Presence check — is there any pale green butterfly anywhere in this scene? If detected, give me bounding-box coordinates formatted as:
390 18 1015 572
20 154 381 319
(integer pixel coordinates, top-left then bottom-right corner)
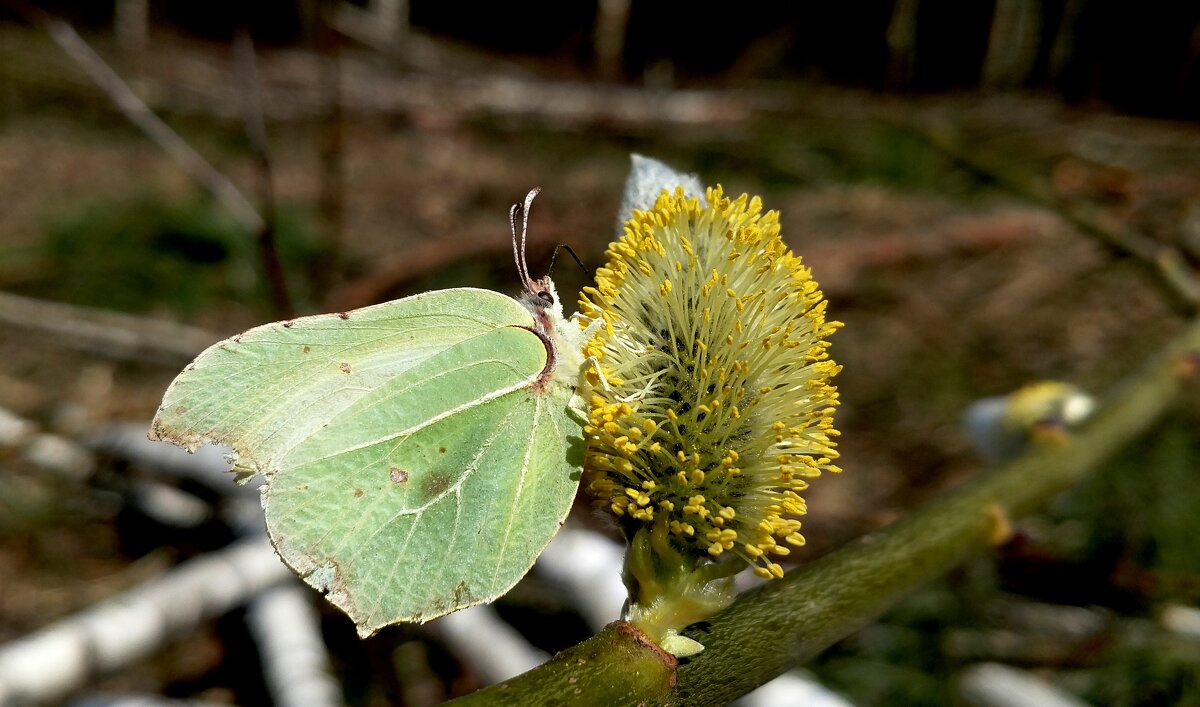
150 189 596 637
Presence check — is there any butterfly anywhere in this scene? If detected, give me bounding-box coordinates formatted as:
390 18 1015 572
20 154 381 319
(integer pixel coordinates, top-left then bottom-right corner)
150 189 596 636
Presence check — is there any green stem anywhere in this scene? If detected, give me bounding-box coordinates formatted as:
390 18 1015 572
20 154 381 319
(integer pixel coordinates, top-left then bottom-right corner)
456 317 1200 706
445 622 676 706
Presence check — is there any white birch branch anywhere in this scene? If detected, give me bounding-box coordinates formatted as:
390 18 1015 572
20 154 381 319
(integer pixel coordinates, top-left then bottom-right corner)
959 663 1092 707
431 606 549 685
0 538 290 705
1161 604 1200 639
734 671 855 707
87 423 255 502
90 424 341 704
246 585 343 707
535 524 626 631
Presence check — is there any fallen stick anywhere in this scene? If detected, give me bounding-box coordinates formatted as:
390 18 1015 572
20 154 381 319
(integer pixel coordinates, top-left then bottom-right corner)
0 291 216 368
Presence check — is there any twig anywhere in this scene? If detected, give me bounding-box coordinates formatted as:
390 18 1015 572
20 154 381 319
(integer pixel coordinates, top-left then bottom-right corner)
0 538 291 705
914 126 1200 311
2 2 265 234
0 291 215 367
593 0 630 81
315 0 345 296
449 316 1200 704
232 25 294 318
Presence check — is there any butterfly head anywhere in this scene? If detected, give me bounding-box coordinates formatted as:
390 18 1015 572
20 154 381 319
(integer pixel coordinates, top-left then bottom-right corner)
510 187 564 320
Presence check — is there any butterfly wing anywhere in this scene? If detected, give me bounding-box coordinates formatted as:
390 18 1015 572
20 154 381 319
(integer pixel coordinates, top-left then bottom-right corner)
150 288 583 634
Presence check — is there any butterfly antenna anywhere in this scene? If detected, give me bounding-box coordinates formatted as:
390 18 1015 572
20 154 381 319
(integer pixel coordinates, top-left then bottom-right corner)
549 244 591 278
512 187 541 297
509 202 528 286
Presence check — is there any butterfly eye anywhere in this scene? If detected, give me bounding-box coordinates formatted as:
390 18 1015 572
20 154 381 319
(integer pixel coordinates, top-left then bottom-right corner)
537 290 555 306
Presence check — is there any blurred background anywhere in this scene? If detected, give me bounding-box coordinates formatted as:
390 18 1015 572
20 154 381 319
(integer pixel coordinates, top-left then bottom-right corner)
1 1 1199 705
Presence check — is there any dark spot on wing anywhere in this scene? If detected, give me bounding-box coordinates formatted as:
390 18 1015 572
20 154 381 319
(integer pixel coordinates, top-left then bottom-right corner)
339 362 352 374
354 488 364 497
337 312 350 320
302 345 311 354
422 472 451 497
283 321 294 328
452 581 475 606
439 447 446 454
389 467 409 484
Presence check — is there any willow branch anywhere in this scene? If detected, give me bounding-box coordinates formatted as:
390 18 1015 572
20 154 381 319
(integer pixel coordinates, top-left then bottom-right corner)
671 316 1200 704
454 316 1200 705
446 623 677 706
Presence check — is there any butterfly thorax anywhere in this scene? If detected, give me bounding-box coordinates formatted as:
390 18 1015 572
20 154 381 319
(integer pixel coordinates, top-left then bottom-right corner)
521 277 590 397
